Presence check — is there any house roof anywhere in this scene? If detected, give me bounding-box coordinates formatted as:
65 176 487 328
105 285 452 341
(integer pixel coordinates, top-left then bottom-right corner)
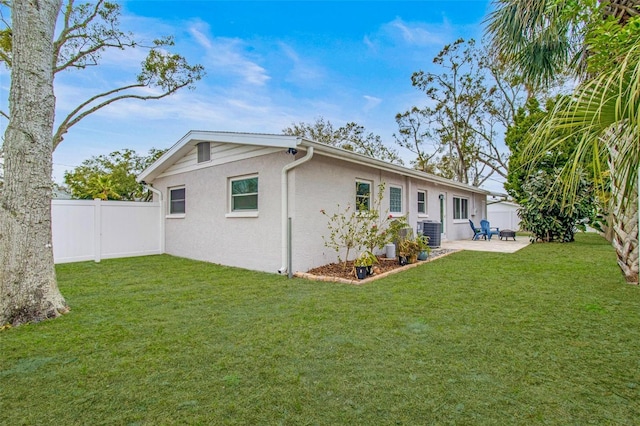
138 130 490 195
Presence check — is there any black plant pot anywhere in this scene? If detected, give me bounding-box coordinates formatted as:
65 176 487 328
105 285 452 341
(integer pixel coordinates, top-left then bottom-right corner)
398 256 408 266
355 266 367 280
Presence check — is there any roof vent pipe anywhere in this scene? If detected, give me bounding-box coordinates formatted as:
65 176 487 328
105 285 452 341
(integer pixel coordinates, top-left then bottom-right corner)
278 146 313 275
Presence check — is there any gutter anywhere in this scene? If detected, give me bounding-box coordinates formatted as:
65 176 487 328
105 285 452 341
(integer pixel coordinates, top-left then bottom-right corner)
143 184 165 254
299 139 492 196
278 146 314 275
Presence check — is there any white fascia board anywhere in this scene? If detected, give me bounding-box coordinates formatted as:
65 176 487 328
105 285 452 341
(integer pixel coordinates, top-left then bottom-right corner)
138 131 301 183
299 139 491 195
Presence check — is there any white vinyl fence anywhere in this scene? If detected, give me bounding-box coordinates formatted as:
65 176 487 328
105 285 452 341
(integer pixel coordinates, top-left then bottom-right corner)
52 199 163 264
487 201 521 231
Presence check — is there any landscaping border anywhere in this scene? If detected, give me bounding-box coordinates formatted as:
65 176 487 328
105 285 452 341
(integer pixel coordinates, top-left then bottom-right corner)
294 249 460 285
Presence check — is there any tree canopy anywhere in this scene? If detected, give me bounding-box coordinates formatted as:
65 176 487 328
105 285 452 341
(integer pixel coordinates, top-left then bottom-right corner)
396 38 524 186
0 0 204 147
283 117 404 165
63 148 166 201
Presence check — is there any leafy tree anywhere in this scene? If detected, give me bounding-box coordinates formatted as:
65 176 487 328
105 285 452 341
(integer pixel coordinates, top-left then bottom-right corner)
398 38 524 185
393 107 440 173
519 170 596 242
504 96 582 201
283 117 404 165
0 0 204 326
486 0 639 283
64 148 166 201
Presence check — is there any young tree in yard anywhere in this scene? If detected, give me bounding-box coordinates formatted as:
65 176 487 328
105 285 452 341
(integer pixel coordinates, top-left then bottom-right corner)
0 0 203 326
64 148 166 201
283 117 404 165
320 183 404 271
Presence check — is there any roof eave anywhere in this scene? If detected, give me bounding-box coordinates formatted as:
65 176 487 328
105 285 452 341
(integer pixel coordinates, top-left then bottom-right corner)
138 131 301 183
299 139 491 195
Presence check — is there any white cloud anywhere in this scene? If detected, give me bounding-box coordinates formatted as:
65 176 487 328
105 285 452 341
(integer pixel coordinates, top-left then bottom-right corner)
385 17 446 46
183 19 270 87
278 42 326 85
188 21 213 50
363 95 382 111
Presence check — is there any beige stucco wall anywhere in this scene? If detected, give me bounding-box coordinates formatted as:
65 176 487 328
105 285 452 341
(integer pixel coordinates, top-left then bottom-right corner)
151 146 487 274
152 150 291 273
289 154 486 273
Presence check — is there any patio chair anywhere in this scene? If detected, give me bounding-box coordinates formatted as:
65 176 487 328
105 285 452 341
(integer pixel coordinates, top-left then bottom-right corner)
480 219 500 240
469 219 486 240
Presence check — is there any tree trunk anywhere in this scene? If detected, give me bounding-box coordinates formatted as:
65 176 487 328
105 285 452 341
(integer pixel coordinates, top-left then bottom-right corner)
609 147 639 284
0 0 67 326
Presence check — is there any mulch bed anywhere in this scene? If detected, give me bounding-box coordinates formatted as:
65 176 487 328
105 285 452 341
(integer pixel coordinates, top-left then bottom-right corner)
304 248 456 282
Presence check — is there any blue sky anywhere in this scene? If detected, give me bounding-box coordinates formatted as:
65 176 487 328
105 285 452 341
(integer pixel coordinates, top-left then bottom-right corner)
1 0 502 189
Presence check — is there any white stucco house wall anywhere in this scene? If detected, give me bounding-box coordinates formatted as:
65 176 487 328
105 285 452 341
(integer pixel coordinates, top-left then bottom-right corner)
138 131 490 275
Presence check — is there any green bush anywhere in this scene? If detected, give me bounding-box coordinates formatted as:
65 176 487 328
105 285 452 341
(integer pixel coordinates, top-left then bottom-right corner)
518 170 595 242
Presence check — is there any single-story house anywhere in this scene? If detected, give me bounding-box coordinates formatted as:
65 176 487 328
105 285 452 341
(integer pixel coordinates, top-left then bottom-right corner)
138 131 491 275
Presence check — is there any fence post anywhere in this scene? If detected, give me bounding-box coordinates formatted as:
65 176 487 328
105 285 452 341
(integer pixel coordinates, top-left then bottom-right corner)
94 198 102 263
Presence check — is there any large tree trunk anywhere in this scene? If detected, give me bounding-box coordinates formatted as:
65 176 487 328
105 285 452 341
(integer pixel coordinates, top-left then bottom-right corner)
0 0 67 326
609 147 639 284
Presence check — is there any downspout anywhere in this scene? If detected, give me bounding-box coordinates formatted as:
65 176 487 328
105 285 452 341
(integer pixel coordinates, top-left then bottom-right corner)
143 184 165 254
278 146 314 275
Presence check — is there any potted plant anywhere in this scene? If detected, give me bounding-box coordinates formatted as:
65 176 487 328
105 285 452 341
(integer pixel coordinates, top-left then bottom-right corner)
354 251 378 279
397 238 419 265
416 235 431 261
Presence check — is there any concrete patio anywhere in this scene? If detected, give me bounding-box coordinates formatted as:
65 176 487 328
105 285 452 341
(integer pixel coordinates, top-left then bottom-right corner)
440 235 530 253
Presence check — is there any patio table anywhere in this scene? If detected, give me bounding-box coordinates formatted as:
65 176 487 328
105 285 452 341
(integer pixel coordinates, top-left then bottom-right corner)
499 229 516 241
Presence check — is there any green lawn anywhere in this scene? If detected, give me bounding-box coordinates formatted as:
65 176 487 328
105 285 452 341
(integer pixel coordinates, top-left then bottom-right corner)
1 233 639 425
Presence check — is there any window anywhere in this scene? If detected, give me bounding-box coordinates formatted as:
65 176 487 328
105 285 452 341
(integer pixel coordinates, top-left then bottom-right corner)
355 180 371 210
169 186 185 215
417 190 427 214
231 176 258 211
453 196 469 220
389 186 402 213
197 142 210 163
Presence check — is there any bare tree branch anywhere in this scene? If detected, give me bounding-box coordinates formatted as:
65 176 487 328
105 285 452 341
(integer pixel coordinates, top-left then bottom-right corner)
53 81 188 148
53 0 136 73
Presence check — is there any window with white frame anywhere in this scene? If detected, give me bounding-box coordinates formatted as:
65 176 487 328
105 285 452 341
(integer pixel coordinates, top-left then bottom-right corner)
453 196 469 220
197 142 210 163
169 186 186 215
389 186 402 214
355 180 371 211
230 175 258 211
417 190 427 214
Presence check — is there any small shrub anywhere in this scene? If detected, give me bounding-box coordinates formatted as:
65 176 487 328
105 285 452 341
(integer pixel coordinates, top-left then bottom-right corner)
321 182 408 269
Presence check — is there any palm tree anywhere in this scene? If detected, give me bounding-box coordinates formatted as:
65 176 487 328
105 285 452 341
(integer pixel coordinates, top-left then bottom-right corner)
487 0 639 89
485 0 581 91
486 0 639 283
529 46 639 282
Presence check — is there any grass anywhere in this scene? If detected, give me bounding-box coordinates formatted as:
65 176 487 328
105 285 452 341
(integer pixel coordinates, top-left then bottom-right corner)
1 233 639 425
